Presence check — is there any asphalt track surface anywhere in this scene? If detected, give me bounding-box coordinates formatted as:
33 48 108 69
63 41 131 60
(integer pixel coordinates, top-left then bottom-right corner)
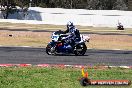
0 47 132 66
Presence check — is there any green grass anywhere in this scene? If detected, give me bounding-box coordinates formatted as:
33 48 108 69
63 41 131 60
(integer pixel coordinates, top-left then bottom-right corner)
0 67 131 88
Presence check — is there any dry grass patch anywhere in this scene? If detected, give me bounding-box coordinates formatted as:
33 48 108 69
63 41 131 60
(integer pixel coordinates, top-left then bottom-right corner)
0 30 132 50
0 22 65 30
0 22 132 50
0 22 132 34
0 31 50 47
88 34 132 50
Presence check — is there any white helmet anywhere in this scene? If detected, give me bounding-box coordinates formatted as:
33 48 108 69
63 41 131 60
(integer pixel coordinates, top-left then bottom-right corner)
67 21 74 29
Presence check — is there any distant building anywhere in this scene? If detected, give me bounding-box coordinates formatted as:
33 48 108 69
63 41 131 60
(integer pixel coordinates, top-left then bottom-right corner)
128 0 132 10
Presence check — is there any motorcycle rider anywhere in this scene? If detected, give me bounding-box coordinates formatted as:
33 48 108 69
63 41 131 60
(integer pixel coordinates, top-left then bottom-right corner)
117 22 124 30
63 21 81 47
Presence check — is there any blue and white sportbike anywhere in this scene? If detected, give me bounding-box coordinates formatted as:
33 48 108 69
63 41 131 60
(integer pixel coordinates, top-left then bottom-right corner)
46 30 90 56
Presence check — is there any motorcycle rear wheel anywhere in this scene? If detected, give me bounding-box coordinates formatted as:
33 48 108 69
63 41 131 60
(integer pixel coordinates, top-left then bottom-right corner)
74 43 87 56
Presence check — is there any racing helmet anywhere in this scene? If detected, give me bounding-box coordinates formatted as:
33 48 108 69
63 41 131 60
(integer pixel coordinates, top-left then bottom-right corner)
67 21 74 29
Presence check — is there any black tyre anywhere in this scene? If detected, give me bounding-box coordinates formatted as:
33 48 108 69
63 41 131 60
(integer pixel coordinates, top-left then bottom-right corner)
46 44 52 55
74 43 87 56
46 44 56 55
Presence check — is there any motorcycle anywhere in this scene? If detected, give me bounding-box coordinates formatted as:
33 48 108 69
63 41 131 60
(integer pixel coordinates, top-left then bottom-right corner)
117 25 124 30
46 30 90 56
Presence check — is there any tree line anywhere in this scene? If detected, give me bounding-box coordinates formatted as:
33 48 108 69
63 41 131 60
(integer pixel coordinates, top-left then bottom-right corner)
0 0 129 9
0 0 129 19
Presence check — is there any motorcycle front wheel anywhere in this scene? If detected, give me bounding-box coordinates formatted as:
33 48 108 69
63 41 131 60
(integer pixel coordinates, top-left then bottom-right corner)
74 43 87 56
46 44 56 55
